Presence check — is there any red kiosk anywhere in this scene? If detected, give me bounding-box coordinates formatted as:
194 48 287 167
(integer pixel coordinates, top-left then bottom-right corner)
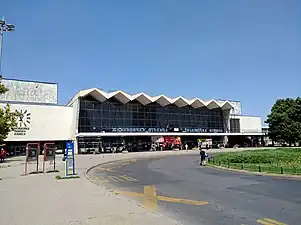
43 143 56 173
25 143 40 175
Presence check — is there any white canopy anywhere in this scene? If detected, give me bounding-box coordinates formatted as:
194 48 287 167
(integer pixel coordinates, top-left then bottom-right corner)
68 88 234 110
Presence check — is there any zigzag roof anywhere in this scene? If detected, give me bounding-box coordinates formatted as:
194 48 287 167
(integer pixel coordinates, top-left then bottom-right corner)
67 88 234 110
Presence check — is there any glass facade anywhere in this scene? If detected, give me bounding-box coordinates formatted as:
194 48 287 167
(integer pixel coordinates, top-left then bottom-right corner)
78 95 225 133
230 119 241 133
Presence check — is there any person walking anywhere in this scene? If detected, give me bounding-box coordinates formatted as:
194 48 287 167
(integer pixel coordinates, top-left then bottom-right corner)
200 149 206 166
185 143 188 151
0 147 7 163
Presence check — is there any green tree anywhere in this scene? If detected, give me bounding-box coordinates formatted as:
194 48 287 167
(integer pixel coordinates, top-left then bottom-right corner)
266 98 301 145
0 81 19 142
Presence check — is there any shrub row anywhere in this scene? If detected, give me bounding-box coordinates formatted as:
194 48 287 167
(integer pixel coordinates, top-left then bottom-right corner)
211 148 301 168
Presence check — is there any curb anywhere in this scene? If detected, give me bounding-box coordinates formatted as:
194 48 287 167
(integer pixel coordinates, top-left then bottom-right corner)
84 158 137 182
0 165 11 168
84 157 183 225
84 158 136 198
84 151 197 180
84 154 169 182
207 164 301 179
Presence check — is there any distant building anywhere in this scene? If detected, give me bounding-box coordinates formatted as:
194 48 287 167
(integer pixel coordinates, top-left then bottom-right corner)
0 78 264 154
262 125 272 146
0 78 58 104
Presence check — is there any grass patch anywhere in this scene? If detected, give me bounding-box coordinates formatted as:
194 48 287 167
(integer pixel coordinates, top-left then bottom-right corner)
55 175 80 180
209 148 301 175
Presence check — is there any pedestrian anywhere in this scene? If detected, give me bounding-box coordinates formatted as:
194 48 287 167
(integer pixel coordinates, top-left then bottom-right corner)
203 152 208 166
62 149 67 161
185 143 188 151
0 147 7 163
200 149 206 166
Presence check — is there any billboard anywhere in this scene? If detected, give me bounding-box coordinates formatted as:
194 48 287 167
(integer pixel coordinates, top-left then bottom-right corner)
0 103 74 142
0 79 58 104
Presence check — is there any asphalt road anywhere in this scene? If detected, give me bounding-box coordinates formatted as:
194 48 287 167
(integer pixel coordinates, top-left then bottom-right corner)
88 155 301 225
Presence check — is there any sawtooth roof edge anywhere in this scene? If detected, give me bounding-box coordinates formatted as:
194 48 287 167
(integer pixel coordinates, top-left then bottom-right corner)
74 89 234 109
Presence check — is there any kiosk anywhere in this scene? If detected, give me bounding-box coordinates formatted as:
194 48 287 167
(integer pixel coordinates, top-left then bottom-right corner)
43 143 56 173
25 143 40 175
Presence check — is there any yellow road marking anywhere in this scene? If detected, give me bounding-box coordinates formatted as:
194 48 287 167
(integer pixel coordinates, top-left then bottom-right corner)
108 176 125 182
257 218 287 225
119 175 137 182
116 159 136 165
96 159 136 173
157 195 208 205
97 167 117 172
119 162 131 166
96 176 109 182
262 218 287 225
107 175 137 182
116 190 144 197
257 220 274 225
97 159 136 171
115 185 209 211
95 175 137 183
98 159 136 168
143 185 158 211
116 161 136 167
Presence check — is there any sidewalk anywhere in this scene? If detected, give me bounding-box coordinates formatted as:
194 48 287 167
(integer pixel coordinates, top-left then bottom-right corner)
1 151 200 225
0 147 271 225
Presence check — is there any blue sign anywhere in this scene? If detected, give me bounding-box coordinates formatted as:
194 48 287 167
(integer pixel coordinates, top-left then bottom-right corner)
65 141 75 176
66 141 74 150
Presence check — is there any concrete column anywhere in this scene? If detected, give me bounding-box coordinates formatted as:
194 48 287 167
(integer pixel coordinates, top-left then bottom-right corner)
73 138 78 154
222 109 231 147
223 109 231 133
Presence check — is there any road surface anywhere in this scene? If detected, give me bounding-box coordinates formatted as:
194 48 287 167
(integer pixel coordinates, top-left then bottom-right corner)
87 155 301 225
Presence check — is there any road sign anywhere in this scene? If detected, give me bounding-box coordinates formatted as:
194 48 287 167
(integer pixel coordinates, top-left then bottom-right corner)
66 141 73 150
65 140 75 176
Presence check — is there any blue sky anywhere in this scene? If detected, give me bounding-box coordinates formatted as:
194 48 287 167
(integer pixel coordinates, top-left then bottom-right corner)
1 0 300 122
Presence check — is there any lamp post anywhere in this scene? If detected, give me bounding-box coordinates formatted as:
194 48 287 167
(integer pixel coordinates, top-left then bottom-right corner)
0 16 15 78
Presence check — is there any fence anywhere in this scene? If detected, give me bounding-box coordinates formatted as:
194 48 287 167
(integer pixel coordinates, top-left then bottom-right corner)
208 158 301 175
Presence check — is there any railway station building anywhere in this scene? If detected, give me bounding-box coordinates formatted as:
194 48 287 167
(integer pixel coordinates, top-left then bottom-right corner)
0 78 263 155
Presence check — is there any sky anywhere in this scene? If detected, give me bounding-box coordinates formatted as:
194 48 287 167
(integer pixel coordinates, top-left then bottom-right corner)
1 0 300 123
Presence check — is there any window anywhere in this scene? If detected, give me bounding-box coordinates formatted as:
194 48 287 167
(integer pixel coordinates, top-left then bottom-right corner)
78 95 225 133
230 119 240 133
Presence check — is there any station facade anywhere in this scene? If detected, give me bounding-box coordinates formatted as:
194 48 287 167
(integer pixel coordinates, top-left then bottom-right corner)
0 78 263 155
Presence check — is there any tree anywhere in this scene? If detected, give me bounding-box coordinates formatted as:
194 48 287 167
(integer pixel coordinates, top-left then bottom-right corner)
0 81 19 142
266 98 301 146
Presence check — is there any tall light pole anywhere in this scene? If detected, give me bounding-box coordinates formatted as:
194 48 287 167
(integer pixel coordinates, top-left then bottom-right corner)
0 16 15 78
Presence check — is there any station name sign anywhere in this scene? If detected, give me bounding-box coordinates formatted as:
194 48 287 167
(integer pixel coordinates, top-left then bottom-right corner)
112 128 167 133
13 127 30 136
13 109 32 136
111 127 223 133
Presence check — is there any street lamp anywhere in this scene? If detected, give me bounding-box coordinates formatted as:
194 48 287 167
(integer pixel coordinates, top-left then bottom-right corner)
0 17 15 78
